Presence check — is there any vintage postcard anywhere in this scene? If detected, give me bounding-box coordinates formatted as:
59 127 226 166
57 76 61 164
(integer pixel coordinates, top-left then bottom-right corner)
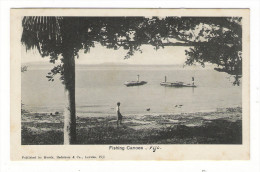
11 8 250 160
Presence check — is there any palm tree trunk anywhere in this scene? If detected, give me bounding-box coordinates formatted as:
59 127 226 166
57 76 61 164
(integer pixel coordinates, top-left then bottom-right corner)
63 48 76 144
61 17 78 145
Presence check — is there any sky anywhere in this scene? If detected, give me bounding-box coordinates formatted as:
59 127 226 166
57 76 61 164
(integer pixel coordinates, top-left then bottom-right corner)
21 43 191 65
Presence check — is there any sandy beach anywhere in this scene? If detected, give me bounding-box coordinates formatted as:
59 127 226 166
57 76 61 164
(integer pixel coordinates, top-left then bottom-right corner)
21 107 242 145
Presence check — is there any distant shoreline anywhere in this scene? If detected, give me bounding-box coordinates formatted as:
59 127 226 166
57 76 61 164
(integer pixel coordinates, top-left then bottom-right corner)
22 61 216 68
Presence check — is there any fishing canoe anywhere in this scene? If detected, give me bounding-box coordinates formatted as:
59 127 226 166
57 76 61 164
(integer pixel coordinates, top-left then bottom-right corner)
160 81 196 87
124 81 147 87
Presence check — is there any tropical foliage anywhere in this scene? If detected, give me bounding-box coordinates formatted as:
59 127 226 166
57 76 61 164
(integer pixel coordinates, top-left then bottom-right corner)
22 17 242 83
21 16 243 144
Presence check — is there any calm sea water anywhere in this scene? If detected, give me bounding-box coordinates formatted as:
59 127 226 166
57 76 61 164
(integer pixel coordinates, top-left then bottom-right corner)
22 65 242 116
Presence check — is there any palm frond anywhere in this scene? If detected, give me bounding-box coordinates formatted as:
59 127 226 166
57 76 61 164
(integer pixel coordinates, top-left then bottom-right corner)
21 16 62 55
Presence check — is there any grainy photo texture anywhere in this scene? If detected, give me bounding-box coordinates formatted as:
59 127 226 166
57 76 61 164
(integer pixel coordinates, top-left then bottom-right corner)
21 16 243 145
11 9 250 160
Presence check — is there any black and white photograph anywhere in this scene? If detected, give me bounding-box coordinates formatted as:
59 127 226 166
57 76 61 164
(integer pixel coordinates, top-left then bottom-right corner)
10 8 250 160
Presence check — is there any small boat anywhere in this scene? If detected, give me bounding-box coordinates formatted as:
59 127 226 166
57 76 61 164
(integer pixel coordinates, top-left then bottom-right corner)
160 76 197 87
160 82 196 87
124 75 147 87
124 81 147 86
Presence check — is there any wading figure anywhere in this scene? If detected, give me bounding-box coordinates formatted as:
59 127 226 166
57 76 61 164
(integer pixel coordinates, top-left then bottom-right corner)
116 102 123 126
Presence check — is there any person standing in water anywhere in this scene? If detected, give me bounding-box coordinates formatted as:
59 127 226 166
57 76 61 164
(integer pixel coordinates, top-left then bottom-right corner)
116 102 123 126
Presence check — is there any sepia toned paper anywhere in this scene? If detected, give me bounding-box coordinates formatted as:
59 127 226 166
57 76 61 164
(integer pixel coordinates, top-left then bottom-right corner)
11 8 250 161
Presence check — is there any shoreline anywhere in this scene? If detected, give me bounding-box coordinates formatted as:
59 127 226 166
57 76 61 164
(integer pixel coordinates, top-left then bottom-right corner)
22 105 241 117
22 107 242 145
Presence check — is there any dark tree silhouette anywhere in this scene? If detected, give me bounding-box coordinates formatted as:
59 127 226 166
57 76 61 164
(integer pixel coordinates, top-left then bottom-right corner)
183 17 242 85
21 16 243 144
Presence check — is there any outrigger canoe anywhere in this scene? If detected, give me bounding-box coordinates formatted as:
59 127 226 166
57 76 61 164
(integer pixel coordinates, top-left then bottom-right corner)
160 76 196 87
160 81 196 87
125 74 147 87
124 81 147 87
